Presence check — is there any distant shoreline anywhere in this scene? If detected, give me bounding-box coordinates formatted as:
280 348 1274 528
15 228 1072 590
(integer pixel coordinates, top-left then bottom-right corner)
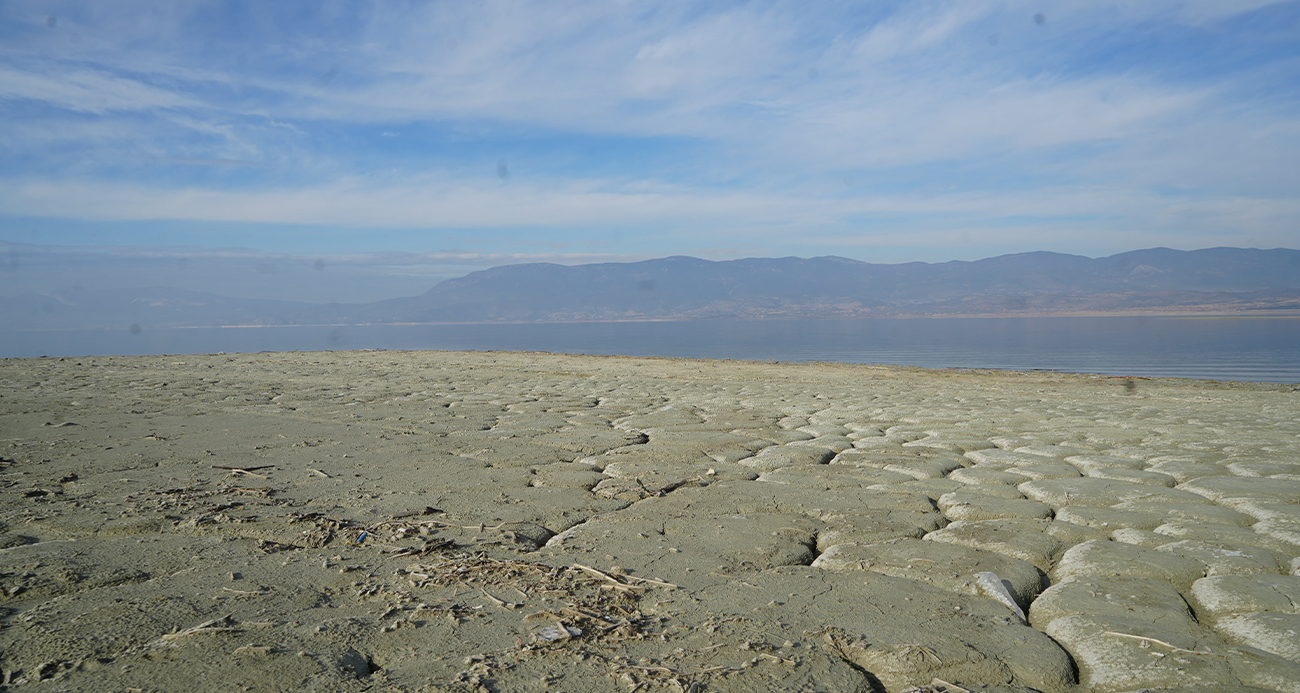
9 310 1300 332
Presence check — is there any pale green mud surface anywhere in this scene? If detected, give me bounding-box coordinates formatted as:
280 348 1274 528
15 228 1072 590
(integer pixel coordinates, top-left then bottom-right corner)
1 351 1298 692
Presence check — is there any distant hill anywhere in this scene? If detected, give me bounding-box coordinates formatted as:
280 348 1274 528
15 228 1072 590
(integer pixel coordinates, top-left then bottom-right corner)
4 247 1299 330
344 247 1300 323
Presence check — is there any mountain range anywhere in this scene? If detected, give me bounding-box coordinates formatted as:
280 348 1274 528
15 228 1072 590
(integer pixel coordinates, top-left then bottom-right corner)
5 247 1299 330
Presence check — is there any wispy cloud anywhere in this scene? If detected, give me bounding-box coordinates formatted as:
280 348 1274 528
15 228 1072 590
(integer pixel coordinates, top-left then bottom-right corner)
0 0 1297 269
0 64 202 113
7 174 1295 257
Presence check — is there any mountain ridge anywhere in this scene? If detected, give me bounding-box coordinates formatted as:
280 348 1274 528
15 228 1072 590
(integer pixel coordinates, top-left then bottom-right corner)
5 247 1299 330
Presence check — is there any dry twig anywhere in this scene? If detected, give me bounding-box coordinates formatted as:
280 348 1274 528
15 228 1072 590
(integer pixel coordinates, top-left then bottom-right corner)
1103 631 1225 657
622 574 678 589
212 466 272 478
157 615 242 644
571 563 645 592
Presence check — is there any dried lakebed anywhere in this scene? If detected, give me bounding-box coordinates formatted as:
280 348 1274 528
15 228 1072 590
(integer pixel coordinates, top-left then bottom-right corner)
1 351 1299 693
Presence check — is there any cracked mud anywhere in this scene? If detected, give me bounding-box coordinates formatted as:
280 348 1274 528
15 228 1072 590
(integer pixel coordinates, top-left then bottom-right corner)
1 351 1298 692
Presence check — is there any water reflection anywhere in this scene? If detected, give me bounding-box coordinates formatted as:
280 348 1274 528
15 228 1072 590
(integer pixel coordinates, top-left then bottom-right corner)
4 317 1298 384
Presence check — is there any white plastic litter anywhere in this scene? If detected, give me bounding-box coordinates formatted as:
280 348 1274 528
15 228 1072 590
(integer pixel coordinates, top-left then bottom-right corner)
975 571 1027 623
534 624 582 642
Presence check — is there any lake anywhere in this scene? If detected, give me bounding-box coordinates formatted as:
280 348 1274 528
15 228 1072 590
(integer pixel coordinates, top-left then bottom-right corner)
3 316 1299 384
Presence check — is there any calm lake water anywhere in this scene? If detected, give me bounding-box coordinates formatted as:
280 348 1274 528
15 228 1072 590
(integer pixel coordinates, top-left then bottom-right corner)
4 317 1299 384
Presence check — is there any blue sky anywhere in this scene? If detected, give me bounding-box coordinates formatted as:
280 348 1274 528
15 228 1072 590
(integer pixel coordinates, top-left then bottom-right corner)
2 1 1299 300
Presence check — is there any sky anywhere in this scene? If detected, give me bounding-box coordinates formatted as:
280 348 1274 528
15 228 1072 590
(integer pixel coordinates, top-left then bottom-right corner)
2 0 1299 302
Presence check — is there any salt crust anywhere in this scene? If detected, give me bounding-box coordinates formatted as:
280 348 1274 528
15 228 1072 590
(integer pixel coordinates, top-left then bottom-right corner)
1189 574 1300 619
811 536 1045 603
1052 539 1205 591
1033 575 1300 693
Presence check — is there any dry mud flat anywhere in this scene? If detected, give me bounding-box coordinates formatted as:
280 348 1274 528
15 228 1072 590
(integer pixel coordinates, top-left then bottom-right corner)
1 351 1299 693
